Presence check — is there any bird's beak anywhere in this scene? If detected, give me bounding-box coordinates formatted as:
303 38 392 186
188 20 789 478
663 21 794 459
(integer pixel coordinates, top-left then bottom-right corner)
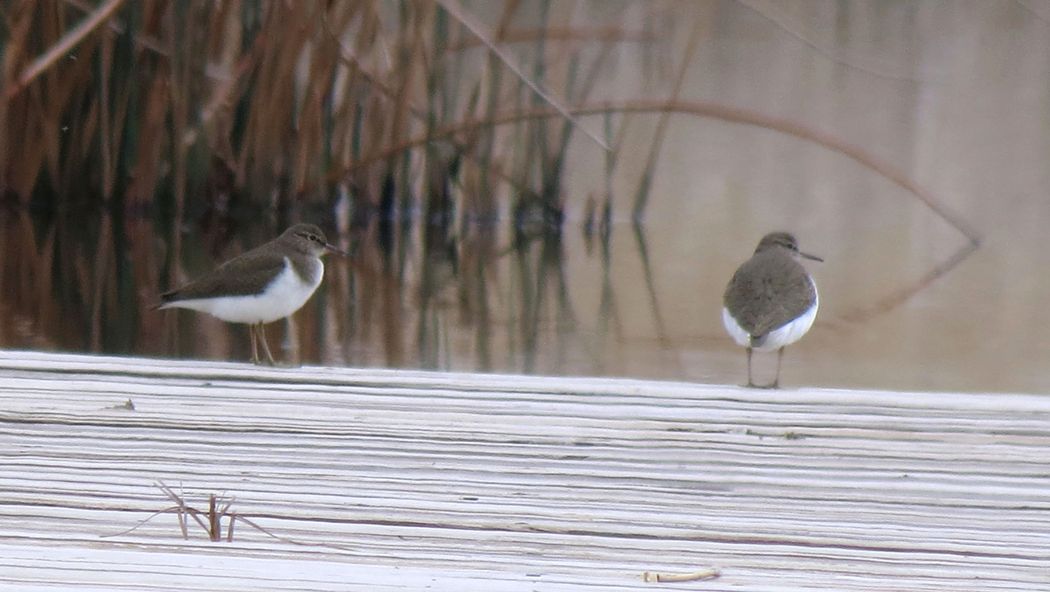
324 242 349 257
800 251 823 262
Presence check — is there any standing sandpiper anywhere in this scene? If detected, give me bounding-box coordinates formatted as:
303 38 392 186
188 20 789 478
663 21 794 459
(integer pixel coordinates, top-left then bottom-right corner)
722 232 822 388
158 223 345 365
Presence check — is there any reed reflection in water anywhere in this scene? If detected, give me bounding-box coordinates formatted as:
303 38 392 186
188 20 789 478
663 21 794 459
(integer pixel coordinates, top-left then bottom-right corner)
0 208 692 381
12 2 1050 394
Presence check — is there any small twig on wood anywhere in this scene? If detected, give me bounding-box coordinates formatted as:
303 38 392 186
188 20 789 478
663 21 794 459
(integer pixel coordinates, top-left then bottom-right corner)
233 516 322 547
155 480 211 536
103 481 321 547
208 494 220 541
101 505 186 538
642 568 721 583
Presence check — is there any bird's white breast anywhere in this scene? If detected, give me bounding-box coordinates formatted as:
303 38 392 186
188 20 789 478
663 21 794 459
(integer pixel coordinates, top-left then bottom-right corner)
164 258 324 324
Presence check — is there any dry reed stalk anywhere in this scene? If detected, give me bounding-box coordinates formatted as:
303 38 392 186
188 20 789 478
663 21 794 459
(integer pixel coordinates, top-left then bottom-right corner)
6 0 125 99
3 0 655 225
2 3 42 201
630 16 704 222
236 2 314 197
436 0 609 152
124 73 171 207
89 214 113 351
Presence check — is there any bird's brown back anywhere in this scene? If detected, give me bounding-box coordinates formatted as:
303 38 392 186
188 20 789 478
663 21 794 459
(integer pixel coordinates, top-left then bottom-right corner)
159 248 291 303
723 249 816 338
158 224 329 306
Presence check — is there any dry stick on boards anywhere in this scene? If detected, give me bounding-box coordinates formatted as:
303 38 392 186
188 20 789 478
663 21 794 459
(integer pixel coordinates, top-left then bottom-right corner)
102 481 231 541
642 568 721 583
103 481 312 547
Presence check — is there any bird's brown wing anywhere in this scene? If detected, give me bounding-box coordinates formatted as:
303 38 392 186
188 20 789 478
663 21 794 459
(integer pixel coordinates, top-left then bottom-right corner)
160 248 288 302
723 256 815 337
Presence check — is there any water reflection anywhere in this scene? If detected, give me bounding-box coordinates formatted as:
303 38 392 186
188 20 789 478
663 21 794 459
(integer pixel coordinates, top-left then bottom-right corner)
0 177 1010 392
0 205 693 379
10 2 1050 394
0 175 1029 394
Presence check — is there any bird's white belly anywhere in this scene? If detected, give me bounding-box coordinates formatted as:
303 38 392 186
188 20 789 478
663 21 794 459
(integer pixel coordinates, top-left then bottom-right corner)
722 290 818 352
167 260 323 324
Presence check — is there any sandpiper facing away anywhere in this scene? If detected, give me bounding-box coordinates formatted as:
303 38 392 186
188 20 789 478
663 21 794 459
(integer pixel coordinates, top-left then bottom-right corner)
722 232 821 388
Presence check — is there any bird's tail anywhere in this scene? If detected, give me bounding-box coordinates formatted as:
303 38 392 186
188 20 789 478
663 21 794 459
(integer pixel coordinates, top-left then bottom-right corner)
151 290 178 311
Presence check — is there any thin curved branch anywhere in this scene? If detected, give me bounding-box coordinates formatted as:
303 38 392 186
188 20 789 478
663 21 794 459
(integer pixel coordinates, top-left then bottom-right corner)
837 239 979 325
446 26 653 52
734 0 928 85
6 0 126 99
1014 0 1050 27
433 0 609 151
343 98 980 246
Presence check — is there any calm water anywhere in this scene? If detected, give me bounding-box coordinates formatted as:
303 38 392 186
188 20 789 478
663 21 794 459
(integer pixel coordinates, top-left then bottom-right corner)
5 1 1050 394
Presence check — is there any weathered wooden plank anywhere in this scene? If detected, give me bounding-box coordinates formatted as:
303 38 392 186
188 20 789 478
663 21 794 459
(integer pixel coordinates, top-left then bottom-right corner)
0 351 1047 591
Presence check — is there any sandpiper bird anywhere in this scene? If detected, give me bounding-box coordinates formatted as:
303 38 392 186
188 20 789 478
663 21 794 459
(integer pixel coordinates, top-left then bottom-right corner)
158 223 345 365
722 232 822 388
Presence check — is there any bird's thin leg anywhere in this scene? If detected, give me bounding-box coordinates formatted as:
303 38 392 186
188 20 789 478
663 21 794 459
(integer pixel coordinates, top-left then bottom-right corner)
769 347 784 389
745 347 756 388
249 324 260 365
257 322 277 366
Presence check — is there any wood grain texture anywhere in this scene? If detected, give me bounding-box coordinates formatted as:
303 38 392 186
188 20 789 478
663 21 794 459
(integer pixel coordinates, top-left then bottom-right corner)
0 350 1047 591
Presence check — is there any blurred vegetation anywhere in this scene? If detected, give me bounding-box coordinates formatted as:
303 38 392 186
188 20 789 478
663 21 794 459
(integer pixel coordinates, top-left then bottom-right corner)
0 0 683 365
0 0 669 236
0 1 976 370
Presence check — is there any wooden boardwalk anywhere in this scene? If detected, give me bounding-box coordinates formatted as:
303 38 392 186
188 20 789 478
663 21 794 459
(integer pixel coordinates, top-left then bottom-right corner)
0 350 1047 591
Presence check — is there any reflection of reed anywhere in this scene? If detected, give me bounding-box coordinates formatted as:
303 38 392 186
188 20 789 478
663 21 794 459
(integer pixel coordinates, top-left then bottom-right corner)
632 223 679 373
838 239 980 325
418 163 458 369
146 217 579 371
458 225 497 371
88 214 112 351
596 226 623 375
0 212 61 350
0 196 975 378
503 229 569 374
0 211 157 354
